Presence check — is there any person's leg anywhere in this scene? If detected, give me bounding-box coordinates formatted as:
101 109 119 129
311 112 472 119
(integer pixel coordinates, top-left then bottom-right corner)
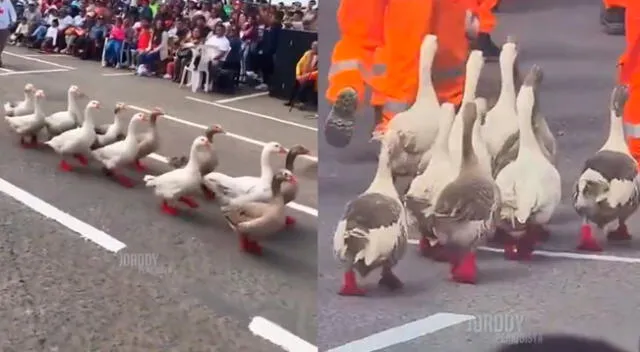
623 0 640 163
474 0 501 60
112 40 123 66
602 0 626 35
285 80 302 106
104 39 115 65
324 0 386 148
0 28 9 67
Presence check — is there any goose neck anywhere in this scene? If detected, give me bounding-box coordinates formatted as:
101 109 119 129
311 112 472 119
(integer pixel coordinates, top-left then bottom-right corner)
259 148 274 182
461 62 481 103
415 51 437 102
368 144 395 192
82 109 95 130
35 100 45 120
497 58 516 104
603 111 627 150
461 118 479 171
517 94 542 155
185 145 202 172
285 151 298 171
433 115 453 152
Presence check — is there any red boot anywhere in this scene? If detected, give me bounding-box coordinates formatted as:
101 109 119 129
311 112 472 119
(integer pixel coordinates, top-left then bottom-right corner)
161 200 179 216
338 270 365 296
59 160 73 172
607 223 632 241
450 252 477 284
577 224 602 251
419 237 449 262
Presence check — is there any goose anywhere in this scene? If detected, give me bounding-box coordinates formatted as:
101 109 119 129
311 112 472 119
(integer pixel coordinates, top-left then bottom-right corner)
202 141 288 206
491 64 557 178
432 102 501 284
378 34 441 180
447 50 491 176
404 103 457 262
91 103 128 149
91 113 149 188
44 100 100 172
44 85 85 136
332 130 408 296
4 83 36 117
573 85 640 252
280 144 311 227
132 109 162 172
222 169 296 256
143 136 210 215
494 65 561 260
5 89 47 148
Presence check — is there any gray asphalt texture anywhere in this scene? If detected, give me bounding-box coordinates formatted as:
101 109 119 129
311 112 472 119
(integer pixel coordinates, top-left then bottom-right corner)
318 1 640 351
0 47 317 351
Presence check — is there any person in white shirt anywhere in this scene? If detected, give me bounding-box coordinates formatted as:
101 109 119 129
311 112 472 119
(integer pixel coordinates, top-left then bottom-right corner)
202 23 230 90
9 17 28 46
0 0 17 66
40 18 58 52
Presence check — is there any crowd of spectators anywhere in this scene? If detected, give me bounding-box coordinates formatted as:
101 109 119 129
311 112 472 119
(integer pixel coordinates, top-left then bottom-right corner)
7 0 317 107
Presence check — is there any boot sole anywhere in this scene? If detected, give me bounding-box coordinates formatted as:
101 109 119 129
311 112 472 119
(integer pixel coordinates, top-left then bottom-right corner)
324 89 358 148
602 22 625 36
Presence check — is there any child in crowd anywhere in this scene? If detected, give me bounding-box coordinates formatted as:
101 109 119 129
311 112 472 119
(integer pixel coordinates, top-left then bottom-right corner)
103 17 126 67
9 18 30 46
40 19 60 53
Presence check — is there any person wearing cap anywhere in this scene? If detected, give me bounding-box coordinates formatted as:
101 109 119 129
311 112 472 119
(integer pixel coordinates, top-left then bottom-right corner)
29 7 58 47
0 0 17 66
23 1 41 36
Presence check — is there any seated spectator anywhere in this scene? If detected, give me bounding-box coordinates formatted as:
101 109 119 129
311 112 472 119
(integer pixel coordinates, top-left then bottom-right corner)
131 18 151 69
40 19 59 53
30 7 59 47
61 9 86 54
74 15 108 60
285 40 317 109
103 17 126 67
170 26 204 82
23 2 42 36
122 17 137 67
9 18 30 46
55 8 75 52
167 17 188 41
202 22 230 89
287 10 304 30
137 19 169 76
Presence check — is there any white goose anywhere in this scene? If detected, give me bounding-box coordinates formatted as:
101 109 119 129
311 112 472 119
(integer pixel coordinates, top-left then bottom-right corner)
380 34 441 179
202 141 287 206
4 83 36 117
448 50 492 176
404 103 457 262
91 113 148 188
132 109 162 172
333 130 408 296
5 89 47 148
44 100 100 172
432 102 501 285
494 65 561 260
143 136 210 215
573 85 640 252
92 103 128 149
45 85 85 136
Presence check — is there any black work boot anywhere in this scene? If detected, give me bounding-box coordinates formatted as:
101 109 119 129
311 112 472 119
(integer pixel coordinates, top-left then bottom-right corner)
324 87 358 148
477 32 501 61
600 4 625 35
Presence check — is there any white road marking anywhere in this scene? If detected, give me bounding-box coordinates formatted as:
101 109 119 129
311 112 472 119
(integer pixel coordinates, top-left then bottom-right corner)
21 54 67 58
214 92 269 104
326 313 475 352
406 239 640 263
0 177 126 253
249 316 318 352
102 72 134 77
128 105 318 163
0 67 15 72
185 96 318 132
4 51 76 70
145 153 318 217
0 69 69 76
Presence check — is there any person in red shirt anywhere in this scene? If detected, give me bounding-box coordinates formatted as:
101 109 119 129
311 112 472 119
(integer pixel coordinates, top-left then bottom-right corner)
132 18 151 67
103 16 125 67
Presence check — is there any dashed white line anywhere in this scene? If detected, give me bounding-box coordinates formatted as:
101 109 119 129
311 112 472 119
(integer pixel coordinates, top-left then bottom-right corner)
0 69 69 76
4 51 76 70
214 91 269 103
0 177 126 253
249 316 318 352
0 67 15 72
21 54 67 58
102 72 135 77
185 96 318 132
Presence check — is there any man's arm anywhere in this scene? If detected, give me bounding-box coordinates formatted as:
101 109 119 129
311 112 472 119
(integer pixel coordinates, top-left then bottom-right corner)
7 1 17 25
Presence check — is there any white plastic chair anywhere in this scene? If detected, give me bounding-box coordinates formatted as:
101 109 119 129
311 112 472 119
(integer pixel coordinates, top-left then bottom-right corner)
101 38 128 68
179 46 210 93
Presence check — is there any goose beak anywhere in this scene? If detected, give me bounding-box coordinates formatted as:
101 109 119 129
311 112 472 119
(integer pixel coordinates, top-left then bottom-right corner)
288 175 297 185
279 147 288 154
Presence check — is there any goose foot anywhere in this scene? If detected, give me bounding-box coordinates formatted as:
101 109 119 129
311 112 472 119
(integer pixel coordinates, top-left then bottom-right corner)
285 216 296 227
338 270 365 296
607 224 631 241
161 200 179 216
239 234 262 255
19 136 38 148
378 267 403 291
577 224 602 251
179 196 199 208
504 233 536 261
72 153 88 165
114 174 134 188
58 160 73 172
529 223 551 243
418 237 449 262
201 184 216 200
450 252 477 284
132 160 147 172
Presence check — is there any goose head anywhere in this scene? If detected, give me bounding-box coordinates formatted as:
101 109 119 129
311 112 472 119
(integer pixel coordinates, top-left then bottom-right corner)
69 85 85 98
205 124 225 141
34 89 45 101
500 37 518 66
86 100 101 111
149 109 163 123
273 169 297 194
288 144 310 156
24 83 36 94
130 112 148 124
265 141 288 155
611 84 629 119
192 135 212 150
114 102 128 114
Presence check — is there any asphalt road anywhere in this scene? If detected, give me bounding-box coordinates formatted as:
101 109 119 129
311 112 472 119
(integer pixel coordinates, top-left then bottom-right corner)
318 1 640 352
0 47 317 351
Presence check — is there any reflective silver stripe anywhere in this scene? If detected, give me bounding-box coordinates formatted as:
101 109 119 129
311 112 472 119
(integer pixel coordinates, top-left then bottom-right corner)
328 59 362 78
624 122 640 138
432 66 465 82
384 100 410 114
372 63 386 76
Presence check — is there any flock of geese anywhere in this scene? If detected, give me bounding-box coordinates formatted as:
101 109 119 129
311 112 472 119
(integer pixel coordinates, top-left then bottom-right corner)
332 34 640 295
3 84 312 255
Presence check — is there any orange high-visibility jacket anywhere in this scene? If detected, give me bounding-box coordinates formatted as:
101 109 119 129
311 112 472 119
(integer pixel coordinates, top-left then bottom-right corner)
464 0 498 34
619 0 640 158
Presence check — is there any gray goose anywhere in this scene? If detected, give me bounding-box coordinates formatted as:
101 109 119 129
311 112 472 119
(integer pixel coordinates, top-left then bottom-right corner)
281 144 311 227
432 102 500 285
132 109 162 172
332 130 408 296
573 85 640 252
222 169 296 256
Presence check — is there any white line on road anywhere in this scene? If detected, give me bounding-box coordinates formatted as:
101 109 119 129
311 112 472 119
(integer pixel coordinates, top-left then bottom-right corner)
4 51 76 70
145 153 318 217
186 96 318 132
0 67 15 72
326 313 475 352
128 105 318 163
0 177 126 253
249 316 317 352
21 54 67 58
102 72 134 77
407 239 640 263
214 91 269 104
0 69 69 76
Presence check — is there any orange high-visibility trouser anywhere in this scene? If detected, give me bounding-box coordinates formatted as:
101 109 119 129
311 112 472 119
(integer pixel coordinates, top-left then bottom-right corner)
325 0 387 105
369 0 468 126
620 0 640 160
466 0 498 33
603 0 625 8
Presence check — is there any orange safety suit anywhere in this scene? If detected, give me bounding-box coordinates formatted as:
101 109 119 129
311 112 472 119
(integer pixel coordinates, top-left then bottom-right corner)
326 0 468 131
465 0 498 34
603 0 626 8
620 0 640 161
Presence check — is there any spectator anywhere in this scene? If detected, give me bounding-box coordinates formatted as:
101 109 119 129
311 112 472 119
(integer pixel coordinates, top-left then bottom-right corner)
55 8 74 51
252 9 281 90
225 24 242 70
288 10 303 30
171 25 203 82
103 16 125 67
30 7 58 47
75 15 107 60
137 18 168 75
40 18 59 53
167 17 188 41
23 2 41 35
61 9 86 54
185 0 198 19
9 18 29 46
285 40 317 109
132 17 151 68
240 14 257 79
